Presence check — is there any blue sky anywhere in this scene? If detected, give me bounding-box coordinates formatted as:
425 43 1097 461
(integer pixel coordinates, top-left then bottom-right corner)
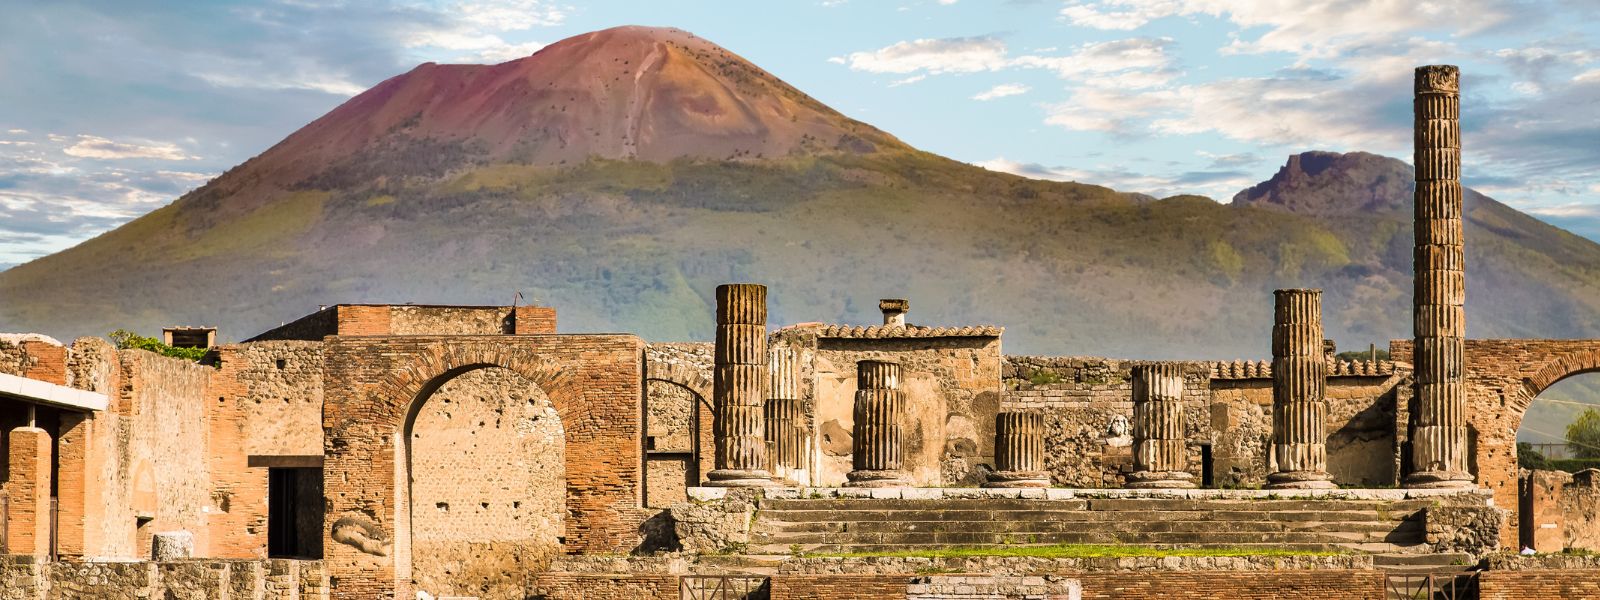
1 0 1598 267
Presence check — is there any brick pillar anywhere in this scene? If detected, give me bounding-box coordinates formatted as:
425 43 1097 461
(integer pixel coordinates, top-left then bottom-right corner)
1128 363 1195 489
6 425 53 557
1407 64 1475 490
707 283 775 487
1268 289 1336 489
54 412 98 558
986 412 1049 488
846 360 909 487
765 345 806 483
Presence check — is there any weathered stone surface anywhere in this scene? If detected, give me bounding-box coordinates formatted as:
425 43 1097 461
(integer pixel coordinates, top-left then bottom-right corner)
847 361 909 487
1423 504 1505 555
987 412 1049 488
670 489 759 554
708 283 775 487
1268 289 1335 489
152 530 195 561
1129 363 1194 489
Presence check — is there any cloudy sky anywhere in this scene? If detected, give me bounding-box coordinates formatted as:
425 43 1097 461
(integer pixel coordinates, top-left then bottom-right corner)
2 0 1598 268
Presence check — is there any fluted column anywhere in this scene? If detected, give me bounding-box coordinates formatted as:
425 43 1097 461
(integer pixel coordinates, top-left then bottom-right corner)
1268 288 1336 489
765 344 807 482
846 360 909 487
1127 363 1195 489
986 412 1050 488
707 283 775 487
1407 65 1475 489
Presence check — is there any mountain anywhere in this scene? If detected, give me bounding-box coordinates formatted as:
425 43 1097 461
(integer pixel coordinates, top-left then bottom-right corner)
4 26 1600 363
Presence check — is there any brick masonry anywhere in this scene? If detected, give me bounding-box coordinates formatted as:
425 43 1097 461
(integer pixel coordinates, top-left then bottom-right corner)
319 334 646 600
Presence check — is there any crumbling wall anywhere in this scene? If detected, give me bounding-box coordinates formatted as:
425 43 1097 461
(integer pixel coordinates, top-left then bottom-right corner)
1004 357 1209 488
1562 470 1600 551
809 337 1002 487
0 555 327 600
409 366 565 599
119 350 215 556
387 305 509 335
221 341 325 457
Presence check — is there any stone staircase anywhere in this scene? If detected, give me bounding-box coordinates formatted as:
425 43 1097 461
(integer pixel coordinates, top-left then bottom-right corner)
750 496 1437 555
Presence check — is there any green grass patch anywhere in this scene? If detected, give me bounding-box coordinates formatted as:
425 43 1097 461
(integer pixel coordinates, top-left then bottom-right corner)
807 544 1347 559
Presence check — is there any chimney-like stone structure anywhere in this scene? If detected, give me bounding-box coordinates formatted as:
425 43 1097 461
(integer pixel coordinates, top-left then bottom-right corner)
880 298 909 327
765 344 807 482
1127 363 1195 489
1267 288 1336 489
1407 65 1475 489
986 412 1050 488
707 283 775 487
846 360 909 487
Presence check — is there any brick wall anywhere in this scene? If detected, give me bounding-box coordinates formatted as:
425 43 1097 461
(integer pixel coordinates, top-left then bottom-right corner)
1479 569 1600 599
1074 570 1385 599
771 574 911 599
530 573 679 600
514 306 558 334
320 334 645 600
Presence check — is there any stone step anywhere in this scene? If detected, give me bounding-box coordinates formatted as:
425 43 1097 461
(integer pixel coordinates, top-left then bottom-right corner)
1371 553 1475 568
751 529 1423 547
756 509 1413 525
756 519 1422 537
757 498 1433 513
760 541 1428 555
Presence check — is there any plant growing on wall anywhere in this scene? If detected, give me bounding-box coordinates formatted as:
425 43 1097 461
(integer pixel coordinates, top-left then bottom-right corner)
1567 408 1600 459
107 329 209 362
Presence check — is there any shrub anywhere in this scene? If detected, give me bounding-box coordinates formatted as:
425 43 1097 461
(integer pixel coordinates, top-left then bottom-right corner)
108 329 208 362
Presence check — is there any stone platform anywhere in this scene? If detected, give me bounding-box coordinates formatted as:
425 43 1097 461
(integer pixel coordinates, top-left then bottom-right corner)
681 487 1500 557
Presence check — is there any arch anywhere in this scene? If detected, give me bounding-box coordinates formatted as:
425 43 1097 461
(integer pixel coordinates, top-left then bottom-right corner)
1525 348 1600 401
321 335 644 600
644 357 713 413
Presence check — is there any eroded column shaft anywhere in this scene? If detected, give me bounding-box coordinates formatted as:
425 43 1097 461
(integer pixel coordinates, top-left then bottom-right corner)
765 345 806 479
708 283 774 486
1268 288 1335 489
846 360 909 487
1127 363 1195 489
987 412 1050 488
1408 65 1474 489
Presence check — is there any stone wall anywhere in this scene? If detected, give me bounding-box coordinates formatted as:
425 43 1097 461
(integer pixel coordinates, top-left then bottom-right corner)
1003 357 1211 488
1562 470 1600 550
409 366 565 599
644 342 714 504
118 350 216 557
795 335 1002 487
530 573 680 600
0 555 326 600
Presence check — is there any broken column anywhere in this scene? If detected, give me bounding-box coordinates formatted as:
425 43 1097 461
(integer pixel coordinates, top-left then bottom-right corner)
707 283 775 487
880 298 908 327
1407 64 1475 489
846 360 909 487
986 412 1050 488
765 344 807 482
1127 363 1196 489
1267 288 1336 489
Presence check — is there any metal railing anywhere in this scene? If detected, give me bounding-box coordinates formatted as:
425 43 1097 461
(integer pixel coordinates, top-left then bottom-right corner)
680 575 769 600
1384 571 1479 600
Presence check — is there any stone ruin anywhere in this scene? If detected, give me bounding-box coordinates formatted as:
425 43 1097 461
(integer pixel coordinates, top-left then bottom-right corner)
4 65 1600 599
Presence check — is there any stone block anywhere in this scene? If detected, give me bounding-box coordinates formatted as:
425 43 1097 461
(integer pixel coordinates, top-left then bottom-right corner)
153 531 195 561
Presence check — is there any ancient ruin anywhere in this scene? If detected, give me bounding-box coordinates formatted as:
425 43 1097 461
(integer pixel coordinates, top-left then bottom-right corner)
4 64 1600 599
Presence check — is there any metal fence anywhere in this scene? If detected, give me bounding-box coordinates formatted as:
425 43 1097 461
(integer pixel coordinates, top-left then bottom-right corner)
680 575 769 600
1384 571 1479 600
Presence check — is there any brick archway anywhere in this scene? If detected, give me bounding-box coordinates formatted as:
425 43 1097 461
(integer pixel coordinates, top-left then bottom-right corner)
1525 347 1600 401
321 335 645 600
646 358 716 489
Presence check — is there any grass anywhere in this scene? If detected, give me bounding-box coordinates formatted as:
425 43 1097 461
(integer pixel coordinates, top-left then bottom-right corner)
806 544 1347 559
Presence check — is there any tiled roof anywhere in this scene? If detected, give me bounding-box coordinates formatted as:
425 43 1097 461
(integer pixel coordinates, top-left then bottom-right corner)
773 323 1003 339
1207 359 1398 380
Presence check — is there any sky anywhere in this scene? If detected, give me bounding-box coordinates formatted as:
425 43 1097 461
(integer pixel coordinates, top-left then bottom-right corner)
1 0 1598 268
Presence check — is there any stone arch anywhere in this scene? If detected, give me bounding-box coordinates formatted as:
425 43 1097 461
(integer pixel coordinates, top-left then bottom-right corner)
644 358 713 411
322 335 644 600
645 357 715 496
1525 348 1600 403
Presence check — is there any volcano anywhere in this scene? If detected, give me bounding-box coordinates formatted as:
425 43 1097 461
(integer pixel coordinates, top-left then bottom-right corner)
4 26 1600 359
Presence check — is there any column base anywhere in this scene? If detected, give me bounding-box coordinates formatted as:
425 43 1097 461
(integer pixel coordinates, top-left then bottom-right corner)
1404 470 1475 489
1126 471 1197 489
844 469 909 488
704 468 778 487
984 470 1050 488
1265 471 1337 489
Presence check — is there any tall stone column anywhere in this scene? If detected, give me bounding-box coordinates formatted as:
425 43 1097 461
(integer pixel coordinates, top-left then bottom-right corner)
1127 363 1195 489
765 344 807 482
1407 65 1474 489
707 283 775 487
846 360 910 487
986 412 1049 488
1267 288 1336 489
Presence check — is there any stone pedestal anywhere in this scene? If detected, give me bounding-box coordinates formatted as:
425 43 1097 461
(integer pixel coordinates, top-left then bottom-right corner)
986 412 1050 488
707 283 776 487
1127 364 1196 489
765 345 807 482
1407 65 1475 489
1267 289 1337 489
846 360 909 487
152 530 195 561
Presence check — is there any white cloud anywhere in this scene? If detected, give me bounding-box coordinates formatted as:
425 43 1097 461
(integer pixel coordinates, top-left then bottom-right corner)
842 37 1011 74
454 0 565 30
6 129 25 135
975 156 1250 198
471 41 546 62
889 74 927 87
195 70 369 96
973 83 1030 100
1575 69 1600 83
62 136 197 161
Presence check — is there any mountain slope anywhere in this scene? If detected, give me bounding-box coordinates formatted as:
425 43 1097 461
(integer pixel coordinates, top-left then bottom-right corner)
4 28 1600 360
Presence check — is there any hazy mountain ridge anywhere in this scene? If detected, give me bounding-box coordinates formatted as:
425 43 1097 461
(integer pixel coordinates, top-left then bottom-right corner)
4 26 1600 365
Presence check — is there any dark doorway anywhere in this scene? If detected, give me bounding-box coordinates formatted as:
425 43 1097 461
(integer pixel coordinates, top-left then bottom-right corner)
1199 443 1214 488
267 467 323 558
